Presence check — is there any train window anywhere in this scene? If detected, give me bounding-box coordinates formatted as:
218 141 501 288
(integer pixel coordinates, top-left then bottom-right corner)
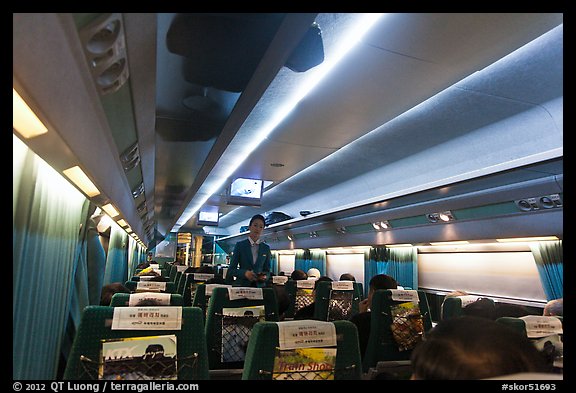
418 250 546 302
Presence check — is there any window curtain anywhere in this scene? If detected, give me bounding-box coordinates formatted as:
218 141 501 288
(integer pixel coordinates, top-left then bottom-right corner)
103 224 129 285
270 251 279 275
294 249 326 276
530 240 563 300
13 136 89 379
364 247 387 297
386 246 418 290
363 246 418 296
294 249 309 273
127 236 139 280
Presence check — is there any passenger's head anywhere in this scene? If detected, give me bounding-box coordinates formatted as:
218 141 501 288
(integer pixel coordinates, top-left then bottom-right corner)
543 298 563 316
410 316 548 380
367 274 398 307
306 268 321 279
100 282 130 306
315 275 333 288
291 269 308 281
339 273 356 281
462 298 496 320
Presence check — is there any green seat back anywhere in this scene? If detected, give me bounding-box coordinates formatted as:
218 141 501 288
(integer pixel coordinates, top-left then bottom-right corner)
441 295 493 320
124 280 176 293
242 320 363 380
496 315 563 338
362 289 433 372
284 279 316 319
110 293 184 307
182 274 216 307
205 287 279 370
63 305 209 380
313 281 363 321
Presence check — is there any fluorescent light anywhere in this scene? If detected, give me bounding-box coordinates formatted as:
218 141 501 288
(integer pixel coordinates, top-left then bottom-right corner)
62 166 101 197
496 236 559 243
430 240 470 246
101 203 119 218
117 219 128 227
13 88 48 138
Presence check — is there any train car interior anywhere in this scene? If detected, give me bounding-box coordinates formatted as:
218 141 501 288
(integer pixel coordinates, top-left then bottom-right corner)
13 13 563 381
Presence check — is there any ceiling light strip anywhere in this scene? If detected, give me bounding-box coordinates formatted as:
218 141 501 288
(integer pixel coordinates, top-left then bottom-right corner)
172 13 385 232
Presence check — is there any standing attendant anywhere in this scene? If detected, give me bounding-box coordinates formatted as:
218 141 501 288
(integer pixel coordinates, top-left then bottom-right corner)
228 214 271 287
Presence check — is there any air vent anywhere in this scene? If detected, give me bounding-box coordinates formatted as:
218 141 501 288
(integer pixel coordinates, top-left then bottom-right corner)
120 142 140 172
79 13 130 95
515 194 562 211
131 182 144 199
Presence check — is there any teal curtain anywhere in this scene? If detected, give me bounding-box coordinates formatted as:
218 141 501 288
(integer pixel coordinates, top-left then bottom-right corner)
103 225 129 285
13 136 89 379
86 216 107 305
386 246 418 290
364 247 387 297
530 240 563 300
363 246 418 296
270 251 279 275
294 249 308 272
294 249 326 275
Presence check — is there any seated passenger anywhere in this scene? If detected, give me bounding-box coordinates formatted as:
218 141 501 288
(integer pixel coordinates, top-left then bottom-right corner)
290 269 308 281
100 282 130 306
410 316 549 379
543 298 563 317
339 273 356 281
349 274 398 358
293 276 333 320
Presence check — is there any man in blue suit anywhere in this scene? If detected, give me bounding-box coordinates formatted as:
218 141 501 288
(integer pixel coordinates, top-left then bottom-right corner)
227 214 271 287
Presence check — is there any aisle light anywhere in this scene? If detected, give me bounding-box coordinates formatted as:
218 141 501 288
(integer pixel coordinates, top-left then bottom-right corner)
62 166 101 197
172 13 385 232
102 203 120 218
13 88 48 138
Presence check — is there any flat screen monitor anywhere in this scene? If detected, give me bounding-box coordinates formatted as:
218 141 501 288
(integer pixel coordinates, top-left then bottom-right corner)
227 177 263 206
197 205 220 226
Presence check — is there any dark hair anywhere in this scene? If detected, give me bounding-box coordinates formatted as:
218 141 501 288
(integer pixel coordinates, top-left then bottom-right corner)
100 282 130 306
410 316 548 380
339 273 356 281
314 275 333 290
273 285 290 318
462 298 496 320
249 214 266 226
290 269 308 281
369 274 398 290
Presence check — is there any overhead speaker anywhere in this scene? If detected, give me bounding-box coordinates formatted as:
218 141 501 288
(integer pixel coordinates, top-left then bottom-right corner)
285 22 324 72
538 194 562 209
515 198 539 211
79 13 129 95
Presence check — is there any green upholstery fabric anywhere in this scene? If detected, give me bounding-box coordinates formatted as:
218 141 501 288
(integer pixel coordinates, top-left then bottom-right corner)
63 305 209 380
496 316 563 338
242 320 363 380
177 273 190 295
182 274 213 307
110 293 184 307
284 280 297 318
362 289 433 372
124 280 176 293
192 283 209 319
168 264 177 282
313 281 363 321
174 271 183 292
441 296 494 320
204 287 279 370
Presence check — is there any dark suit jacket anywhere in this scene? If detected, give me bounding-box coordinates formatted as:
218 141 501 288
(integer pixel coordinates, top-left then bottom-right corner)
228 239 271 287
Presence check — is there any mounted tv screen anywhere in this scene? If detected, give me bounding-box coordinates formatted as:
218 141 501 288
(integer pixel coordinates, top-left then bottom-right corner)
197 205 220 226
227 177 263 206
